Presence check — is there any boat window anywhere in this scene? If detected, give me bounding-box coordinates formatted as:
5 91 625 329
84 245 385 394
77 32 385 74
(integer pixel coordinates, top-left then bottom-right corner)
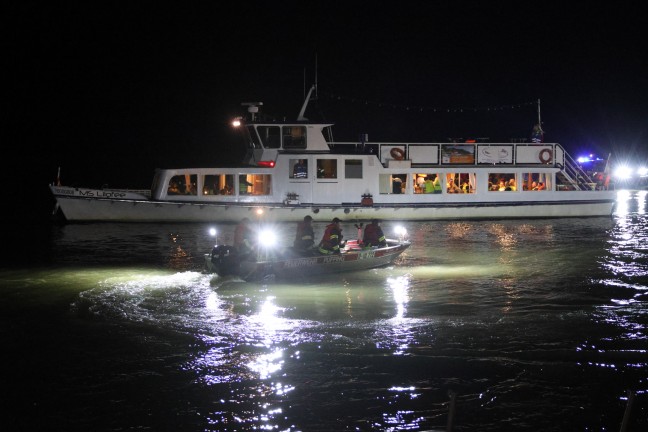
488 173 518 191
345 159 363 179
239 174 272 195
290 159 308 179
446 173 476 193
203 174 234 195
282 126 306 149
522 172 551 191
245 125 262 149
257 126 281 149
317 159 337 179
379 174 407 194
413 173 442 194
167 174 197 196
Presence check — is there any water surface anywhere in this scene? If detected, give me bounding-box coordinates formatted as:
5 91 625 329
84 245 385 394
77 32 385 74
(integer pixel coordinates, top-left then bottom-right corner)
2 190 647 431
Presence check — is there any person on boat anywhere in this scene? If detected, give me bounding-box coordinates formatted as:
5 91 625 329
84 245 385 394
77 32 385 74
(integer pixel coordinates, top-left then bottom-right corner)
239 175 253 195
508 179 517 191
318 217 344 254
392 176 403 194
424 176 435 193
531 123 544 143
447 179 461 193
433 176 442 193
294 215 315 253
363 219 387 248
234 217 255 259
292 159 308 178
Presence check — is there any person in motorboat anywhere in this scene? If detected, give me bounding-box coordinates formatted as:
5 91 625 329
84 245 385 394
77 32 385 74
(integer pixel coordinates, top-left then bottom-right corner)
363 219 387 248
234 217 255 260
293 215 315 254
318 217 344 254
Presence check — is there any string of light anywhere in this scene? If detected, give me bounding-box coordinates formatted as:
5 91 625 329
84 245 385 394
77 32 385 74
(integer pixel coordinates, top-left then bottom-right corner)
318 91 536 114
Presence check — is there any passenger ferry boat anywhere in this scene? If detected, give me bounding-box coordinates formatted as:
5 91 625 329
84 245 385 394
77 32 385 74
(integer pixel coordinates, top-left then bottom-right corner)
50 87 616 223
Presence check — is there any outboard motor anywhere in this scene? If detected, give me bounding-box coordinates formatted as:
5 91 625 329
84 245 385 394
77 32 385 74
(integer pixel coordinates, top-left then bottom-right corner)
210 245 238 276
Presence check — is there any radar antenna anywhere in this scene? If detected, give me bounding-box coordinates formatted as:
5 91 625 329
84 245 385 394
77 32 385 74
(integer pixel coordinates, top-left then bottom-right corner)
241 102 263 121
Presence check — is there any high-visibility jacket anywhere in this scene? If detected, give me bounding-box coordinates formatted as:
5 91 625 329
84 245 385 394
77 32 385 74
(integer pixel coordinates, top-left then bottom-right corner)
363 223 386 247
319 223 343 254
293 221 314 250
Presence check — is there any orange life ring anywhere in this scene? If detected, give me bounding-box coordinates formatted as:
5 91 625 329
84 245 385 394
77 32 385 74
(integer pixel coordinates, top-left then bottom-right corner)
539 148 553 164
390 148 405 160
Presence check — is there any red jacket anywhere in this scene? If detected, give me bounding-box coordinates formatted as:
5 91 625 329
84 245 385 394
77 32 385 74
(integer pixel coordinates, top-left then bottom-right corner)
363 223 386 247
319 223 343 254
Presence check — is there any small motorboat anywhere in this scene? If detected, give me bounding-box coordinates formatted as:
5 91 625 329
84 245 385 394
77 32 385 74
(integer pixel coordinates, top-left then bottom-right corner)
204 231 410 281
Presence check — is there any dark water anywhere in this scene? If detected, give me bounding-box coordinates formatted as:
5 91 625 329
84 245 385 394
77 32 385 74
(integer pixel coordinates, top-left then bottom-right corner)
2 190 647 431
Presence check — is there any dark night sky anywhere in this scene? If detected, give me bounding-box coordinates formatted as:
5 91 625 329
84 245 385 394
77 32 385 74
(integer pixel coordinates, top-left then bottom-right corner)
5 1 648 220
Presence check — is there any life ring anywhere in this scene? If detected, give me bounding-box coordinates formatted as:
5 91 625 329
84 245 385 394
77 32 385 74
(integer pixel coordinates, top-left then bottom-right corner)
539 148 553 164
390 148 405 160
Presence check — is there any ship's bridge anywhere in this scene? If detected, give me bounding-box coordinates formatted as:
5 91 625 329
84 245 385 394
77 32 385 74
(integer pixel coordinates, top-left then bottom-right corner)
242 121 333 165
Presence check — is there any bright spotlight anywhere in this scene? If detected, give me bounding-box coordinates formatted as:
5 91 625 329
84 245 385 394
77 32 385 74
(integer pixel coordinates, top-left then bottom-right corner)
258 229 277 247
614 165 633 180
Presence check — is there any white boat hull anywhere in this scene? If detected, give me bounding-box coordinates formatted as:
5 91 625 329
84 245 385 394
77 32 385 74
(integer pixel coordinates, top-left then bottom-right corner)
52 190 615 223
49 94 618 223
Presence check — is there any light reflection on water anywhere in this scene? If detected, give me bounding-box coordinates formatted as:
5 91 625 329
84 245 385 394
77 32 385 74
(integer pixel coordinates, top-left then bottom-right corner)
2 190 647 431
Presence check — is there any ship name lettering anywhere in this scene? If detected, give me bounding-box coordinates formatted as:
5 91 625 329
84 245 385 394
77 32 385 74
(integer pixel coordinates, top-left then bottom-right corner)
54 187 74 196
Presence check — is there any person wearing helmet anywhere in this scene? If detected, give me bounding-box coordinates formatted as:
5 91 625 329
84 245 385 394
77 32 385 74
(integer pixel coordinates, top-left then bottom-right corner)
294 215 315 254
318 217 344 254
363 219 387 247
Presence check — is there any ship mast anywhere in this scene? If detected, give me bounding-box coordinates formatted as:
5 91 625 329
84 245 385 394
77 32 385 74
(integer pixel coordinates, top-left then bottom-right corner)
297 56 318 121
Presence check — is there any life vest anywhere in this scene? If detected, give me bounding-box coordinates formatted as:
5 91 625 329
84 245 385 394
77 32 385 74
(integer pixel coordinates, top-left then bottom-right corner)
363 223 386 247
294 221 314 250
319 223 343 254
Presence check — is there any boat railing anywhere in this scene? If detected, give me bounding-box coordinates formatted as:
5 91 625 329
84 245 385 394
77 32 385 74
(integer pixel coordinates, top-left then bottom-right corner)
329 141 565 167
560 152 599 191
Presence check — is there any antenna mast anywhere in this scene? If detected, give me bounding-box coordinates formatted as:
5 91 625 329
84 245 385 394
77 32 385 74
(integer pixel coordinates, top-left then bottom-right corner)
297 56 319 121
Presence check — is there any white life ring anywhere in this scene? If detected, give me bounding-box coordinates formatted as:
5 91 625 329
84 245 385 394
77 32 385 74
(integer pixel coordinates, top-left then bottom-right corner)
539 148 553 164
390 148 405 160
